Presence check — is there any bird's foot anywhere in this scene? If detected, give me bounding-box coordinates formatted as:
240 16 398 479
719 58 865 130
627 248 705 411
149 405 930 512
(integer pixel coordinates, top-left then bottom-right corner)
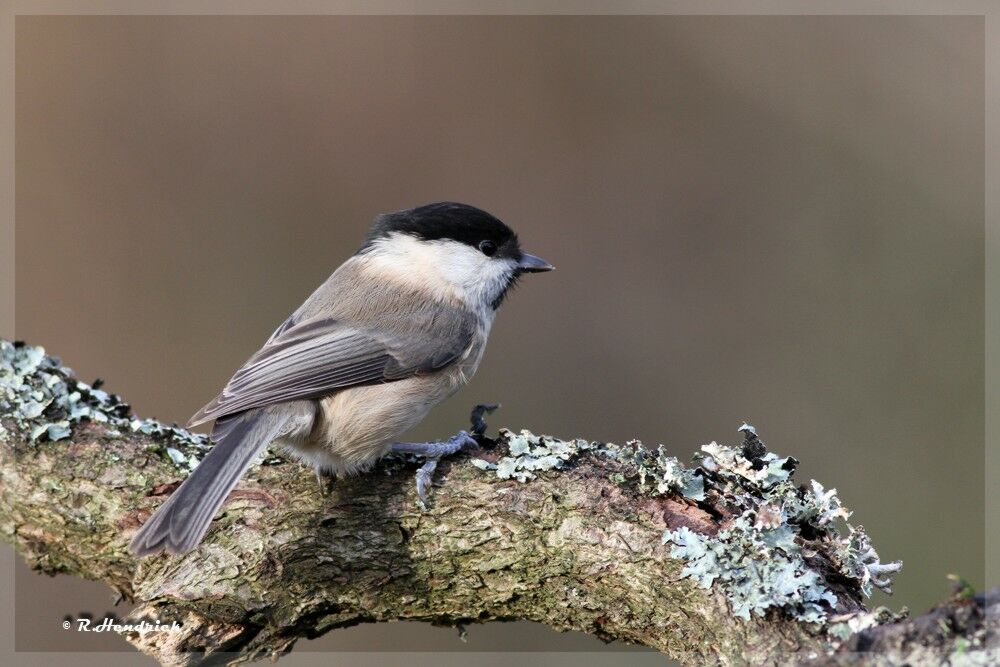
391 403 499 507
391 431 477 506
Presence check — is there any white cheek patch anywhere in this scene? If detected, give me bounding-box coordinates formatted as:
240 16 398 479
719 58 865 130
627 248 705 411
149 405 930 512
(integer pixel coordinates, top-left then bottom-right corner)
364 233 515 310
427 241 516 309
430 241 495 284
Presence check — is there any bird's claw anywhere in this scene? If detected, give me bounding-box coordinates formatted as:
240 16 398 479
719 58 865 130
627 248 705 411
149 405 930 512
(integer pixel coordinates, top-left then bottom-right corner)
415 458 439 507
315 468 334 497
391 403 500 507
469 403 500 439
392 429 480 507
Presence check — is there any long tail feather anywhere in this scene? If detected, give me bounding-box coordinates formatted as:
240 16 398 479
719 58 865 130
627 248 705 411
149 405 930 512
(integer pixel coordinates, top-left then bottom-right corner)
129 406 308 556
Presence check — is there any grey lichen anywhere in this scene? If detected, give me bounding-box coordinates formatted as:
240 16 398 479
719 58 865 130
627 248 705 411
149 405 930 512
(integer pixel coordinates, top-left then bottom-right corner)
0 341 209 462
471 428 598 482
667 520 837 622
474 420 901 630
606 439 707 500
6 340 902 638
660 425 901 625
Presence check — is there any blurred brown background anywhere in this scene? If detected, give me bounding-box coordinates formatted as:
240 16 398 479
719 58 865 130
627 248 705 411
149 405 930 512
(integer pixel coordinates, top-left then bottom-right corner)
9 14 984 665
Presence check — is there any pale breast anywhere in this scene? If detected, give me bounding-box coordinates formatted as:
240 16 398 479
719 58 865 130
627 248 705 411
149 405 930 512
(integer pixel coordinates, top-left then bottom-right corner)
291 333 488 475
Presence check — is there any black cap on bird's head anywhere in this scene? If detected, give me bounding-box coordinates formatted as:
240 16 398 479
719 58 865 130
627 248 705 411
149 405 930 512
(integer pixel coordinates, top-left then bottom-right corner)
364 202 553 274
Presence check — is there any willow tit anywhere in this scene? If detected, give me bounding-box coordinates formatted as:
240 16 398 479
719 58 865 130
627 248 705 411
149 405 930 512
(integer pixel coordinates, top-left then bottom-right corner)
129 202 553 556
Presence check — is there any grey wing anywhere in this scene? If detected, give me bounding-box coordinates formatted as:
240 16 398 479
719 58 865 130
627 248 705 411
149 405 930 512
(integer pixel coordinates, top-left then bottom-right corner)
263 312 299 345
188 315 473 427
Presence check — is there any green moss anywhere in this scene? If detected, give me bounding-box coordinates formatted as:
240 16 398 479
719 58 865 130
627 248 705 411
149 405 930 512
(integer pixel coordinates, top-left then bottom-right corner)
947 574 977 601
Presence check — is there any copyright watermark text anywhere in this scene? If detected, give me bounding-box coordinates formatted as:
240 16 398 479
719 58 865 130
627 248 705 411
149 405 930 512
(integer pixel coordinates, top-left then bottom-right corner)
62 616 181 633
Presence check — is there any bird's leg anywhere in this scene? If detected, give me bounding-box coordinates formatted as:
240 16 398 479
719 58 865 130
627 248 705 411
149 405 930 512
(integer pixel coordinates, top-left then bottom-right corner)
391 404 499 506
314 468 334 497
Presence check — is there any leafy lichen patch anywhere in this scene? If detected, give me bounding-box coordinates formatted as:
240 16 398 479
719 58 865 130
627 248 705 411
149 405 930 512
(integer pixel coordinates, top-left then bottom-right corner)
662 426 900 626
605 439 707 501
473 422 901 631
0 341 208 464
470 429 598 482
666 518 837 623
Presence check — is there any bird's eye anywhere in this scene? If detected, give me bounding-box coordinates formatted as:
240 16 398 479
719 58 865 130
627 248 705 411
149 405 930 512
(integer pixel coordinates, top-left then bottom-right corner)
478 240 498 256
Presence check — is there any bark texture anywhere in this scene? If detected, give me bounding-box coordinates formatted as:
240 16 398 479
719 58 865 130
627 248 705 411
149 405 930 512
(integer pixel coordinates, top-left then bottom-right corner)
0 340 995 666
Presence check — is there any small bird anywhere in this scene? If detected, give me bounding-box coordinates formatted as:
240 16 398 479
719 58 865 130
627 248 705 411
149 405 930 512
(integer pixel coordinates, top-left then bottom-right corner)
130 202 553 556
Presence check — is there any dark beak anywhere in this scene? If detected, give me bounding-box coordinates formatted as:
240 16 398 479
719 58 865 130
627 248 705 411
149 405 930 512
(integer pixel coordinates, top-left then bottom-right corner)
517 252 554 273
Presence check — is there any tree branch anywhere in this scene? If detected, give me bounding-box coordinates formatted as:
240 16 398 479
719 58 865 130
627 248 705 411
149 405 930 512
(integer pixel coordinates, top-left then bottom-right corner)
0 340 995 665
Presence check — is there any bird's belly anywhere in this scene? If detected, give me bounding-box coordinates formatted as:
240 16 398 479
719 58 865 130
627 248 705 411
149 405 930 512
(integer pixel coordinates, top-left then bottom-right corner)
286 362 475 476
